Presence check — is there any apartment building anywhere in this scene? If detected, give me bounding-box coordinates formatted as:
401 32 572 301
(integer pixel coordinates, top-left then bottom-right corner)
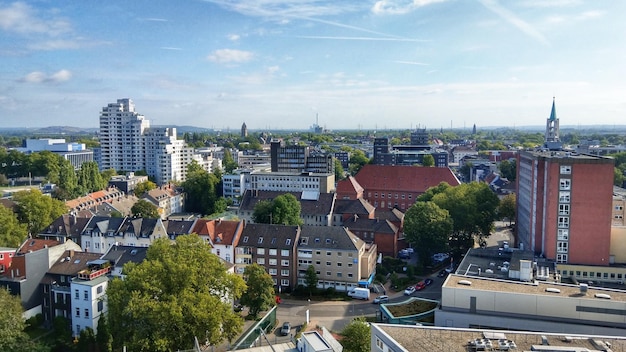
70 260 110 338
516 150 614 265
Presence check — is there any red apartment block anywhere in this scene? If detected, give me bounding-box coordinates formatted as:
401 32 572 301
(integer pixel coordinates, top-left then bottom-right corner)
517 151 614 265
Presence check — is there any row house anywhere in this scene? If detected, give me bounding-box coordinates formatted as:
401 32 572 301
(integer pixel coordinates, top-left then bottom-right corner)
238 190 335 226
297 226 377 292
38 214 90 244
192 219 244 264
236 223 300 293
0 246 17 275
81 217 169 254
65 187 125 214
342 216 399 257
141 184 185 219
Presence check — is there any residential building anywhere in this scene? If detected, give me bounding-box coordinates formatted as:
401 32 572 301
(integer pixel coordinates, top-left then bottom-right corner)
142 185 185 219
80 216 126 254
65 187 125 214
370 324 626 352
38 214 90 244
0 239 81 317
144 127 193 185
70 259 110 337
296 226 377 291
613 186 626 227
339 164 461 212
192 219 244 264
41 250 101 325
237 190 335 226
108 172 149 194
98 98 150 172
0 247 16 275
343 215 399 258
16 139 94 170
516 150 614 265
236 223 300 291
101 244 148 278
450 145 478 163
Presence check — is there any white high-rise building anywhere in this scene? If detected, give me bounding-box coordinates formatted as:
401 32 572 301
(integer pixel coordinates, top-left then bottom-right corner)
99 99 149 172
98 99 208 185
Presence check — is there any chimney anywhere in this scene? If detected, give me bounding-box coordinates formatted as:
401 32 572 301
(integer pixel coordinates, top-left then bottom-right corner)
69 250 75 258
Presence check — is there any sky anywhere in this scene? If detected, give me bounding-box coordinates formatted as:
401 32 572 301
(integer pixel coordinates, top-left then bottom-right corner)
1 0 625 131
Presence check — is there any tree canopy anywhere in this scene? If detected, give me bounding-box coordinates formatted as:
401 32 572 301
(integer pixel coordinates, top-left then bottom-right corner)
131 199 160 219
13 189 67 235
252 193 303 225
239 263 275 318
107 234 246 352
340 317 370 352
0 287 47 352
182 160 221 215
0 206 28 247
498 193 516 225
422 154 435 167
403 201 453 265
134 180 157 196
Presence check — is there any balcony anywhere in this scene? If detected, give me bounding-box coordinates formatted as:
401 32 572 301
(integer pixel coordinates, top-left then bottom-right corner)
77 262 112 280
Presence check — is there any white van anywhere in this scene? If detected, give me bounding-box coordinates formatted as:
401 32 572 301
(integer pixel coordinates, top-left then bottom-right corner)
347 287 370 300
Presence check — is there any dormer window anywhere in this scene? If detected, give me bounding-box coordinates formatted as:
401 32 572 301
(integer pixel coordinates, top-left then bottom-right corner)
258 237 263 244
243 236 248 243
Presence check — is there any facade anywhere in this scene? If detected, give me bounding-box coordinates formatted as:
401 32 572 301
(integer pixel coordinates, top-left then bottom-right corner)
372 135 449 167
613 186 626 227
70 265 109 338
296 226 377 292
142 185 185 219
516 150 614 265
144 127 191 185
192 219 244 264
342 164 461 212
224 170 335 202
236 223 300 291
99 98 150 172
270 140 333 174
0 247 16 275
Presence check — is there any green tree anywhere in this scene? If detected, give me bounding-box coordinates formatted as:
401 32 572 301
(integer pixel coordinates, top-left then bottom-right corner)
348 149 370 175
499 159 517 181
615 167 626 187
0 206 28 247
55 159 79 199
182 160 220 215
131 199 160 219
304 265 318 297
252 200 274 224
0 287 28 351
252 194 303 225
134 180 157 196
107 234 246 352
334 158 346 181
13 189 67 235
404 201 453 266
77 326 96 352
498 193 516 225
222 148 238 174
77 161 106 193
100 168 117 183
239 264 275 318
422 154 435 167
340 317 370 352
96 314 113 352
52 316 73 352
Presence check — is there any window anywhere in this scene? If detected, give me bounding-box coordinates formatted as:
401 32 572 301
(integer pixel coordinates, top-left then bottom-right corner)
243 236 248 243
557 242 568 253
376 337 384 350
326 271 331 276
337 272 342 277
75 289 79 299
326 251 331 256
337 252 342 256
76 325 81 336
559 179 571 190
84 291 89 300
326 261 331 266
281 269 289 276
348 273 353 278
257 248 265 255
557 229 569 241
75 308 80 317
285 239 291 246
269 268 277 275
281 260 289 266
281 249 289 257
348 263 353 268
617 205 624 211
337 263 342 267
558 217 569 228
269 249 277 256
559 204 570 215
559 192 571 203
97 286 103 294
315 260 320 265
557 254 568 263
84 309 89 318
281 279 289 286
257 258 265 265
269 259 277 265
560 165 571 174
381 193 385 198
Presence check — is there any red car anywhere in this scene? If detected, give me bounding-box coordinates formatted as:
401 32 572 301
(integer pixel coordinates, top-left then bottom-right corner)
415 281 426 291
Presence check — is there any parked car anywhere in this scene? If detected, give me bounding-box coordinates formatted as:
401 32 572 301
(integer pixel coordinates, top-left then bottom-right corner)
404 286 416 295
432 253 450 262
280 322 291 336
373 295 389 304
398 249 410 259
406 247 414 254
415 281 426 291
437 270 448 278
424 278 434 286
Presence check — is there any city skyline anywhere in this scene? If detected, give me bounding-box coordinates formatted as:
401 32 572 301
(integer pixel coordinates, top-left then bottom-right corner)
1 1 625 130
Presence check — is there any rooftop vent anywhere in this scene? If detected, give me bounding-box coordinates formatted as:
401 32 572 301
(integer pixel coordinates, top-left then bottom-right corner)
545 288 561 293
458 280 472 286
579 283 588 294
594 293 611 300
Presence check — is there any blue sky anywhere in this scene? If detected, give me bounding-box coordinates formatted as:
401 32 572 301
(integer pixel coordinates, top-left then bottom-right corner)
1 0 625 130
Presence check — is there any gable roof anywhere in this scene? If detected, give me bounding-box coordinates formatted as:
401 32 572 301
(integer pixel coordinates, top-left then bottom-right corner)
354 165 461 193
239 223 299 249
192 219 243 246
119 217 159 238
101 244 148 268
83 216 126 234
375 208 404 223
333 198 375 216
336 176 364 197
343 217 398 234
164 219 196 236
39 214 90 238
17 239 62 254
239 190 335 216
298 225 364 251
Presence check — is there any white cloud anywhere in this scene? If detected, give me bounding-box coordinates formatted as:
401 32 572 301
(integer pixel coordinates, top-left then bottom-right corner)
371 0 447 15
0 2 71 36
21 69 72 83
228 34 241 41
207 49 254 64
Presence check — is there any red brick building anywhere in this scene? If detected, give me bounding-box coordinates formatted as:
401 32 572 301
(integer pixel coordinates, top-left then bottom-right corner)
517 150 614 265
338 165 461 212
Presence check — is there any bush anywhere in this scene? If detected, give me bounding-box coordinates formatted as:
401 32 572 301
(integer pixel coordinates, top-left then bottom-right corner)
25 314 43 331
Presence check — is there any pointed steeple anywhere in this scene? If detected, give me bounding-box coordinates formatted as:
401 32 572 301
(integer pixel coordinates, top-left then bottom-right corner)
549 96 557 121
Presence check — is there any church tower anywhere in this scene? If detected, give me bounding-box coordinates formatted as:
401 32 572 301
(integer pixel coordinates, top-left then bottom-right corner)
544 97 562 150
241 122 248 138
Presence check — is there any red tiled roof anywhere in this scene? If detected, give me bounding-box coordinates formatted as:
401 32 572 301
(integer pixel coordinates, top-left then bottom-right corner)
17 239 61 254
354 165 461 193
192 219 242 246
336 176 364 196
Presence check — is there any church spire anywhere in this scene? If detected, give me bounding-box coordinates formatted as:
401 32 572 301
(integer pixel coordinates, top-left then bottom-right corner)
544 97 562 150
549 96 557 121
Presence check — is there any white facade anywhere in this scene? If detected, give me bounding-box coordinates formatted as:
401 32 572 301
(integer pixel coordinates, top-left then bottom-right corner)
223 170 334 202
99 98 150 172
145 127 188 185
70 275 108 338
